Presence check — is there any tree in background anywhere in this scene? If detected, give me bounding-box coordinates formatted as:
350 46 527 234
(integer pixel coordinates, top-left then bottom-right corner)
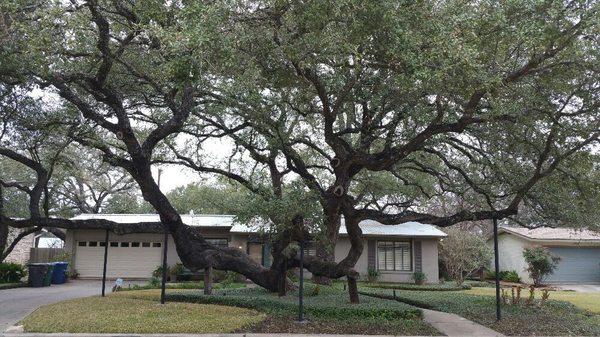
523 246 561 286
0 1 597 302
166 182 246 215
53 149 136 215
439 228 493 285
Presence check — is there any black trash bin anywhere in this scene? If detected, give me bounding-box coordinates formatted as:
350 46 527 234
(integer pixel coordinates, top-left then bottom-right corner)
27 263 50 287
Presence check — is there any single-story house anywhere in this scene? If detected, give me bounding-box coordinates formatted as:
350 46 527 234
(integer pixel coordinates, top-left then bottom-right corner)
65 214 446 283
492 226 600 284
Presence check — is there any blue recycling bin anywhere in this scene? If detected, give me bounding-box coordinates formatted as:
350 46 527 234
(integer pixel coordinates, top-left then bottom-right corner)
51 262 69 284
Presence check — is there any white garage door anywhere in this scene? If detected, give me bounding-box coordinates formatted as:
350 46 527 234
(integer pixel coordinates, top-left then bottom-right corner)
75 240 163 279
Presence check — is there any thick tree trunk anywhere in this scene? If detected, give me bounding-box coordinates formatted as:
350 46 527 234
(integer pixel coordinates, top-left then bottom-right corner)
204 266 212 295
347 276 359 304
277 260 288 296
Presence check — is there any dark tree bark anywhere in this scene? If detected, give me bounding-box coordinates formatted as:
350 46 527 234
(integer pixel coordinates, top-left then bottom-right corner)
204 266 213 295
347 276 359 304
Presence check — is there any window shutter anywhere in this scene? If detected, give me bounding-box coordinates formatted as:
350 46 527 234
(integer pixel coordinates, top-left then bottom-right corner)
368 239 376 269
415 241 422 272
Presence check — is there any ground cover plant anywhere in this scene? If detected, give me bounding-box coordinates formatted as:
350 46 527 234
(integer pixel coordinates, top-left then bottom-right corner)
20 296 265 334
115 285 439 335
363 281 472 291
120 280 246 292
360 286 600 336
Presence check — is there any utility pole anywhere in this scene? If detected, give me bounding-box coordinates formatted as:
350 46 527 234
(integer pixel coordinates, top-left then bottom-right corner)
493 218 501 321
298 240 305 322
157 169 168 305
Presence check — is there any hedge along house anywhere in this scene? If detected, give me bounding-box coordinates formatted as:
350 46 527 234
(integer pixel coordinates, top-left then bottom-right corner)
65 214 446 283
492 226 600 284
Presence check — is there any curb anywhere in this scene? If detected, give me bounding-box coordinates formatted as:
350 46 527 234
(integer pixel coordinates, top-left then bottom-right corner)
0 332 412 337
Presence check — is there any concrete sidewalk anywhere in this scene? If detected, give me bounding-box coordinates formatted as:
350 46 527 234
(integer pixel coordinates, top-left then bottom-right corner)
422 309 504 337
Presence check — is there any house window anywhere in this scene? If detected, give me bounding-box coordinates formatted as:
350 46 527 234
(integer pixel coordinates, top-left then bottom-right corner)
142 242 151 247
120 242 130 247
206 238 228 248
78 241 86 247
152 242 162 248
110 242 119 247
302 242 317 256
99 242 106 247
377 241 412 271
131 242 140 247
88 241 98 247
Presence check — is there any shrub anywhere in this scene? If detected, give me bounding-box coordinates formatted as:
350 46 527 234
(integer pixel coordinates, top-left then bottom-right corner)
49 251 72 263
412 272 427 285
222 271 245 287
367 268 380 283
169 263 185 276
484 270 520 283
365 282 470 291
152 265 165 278
0 262 26 283
439 228 493 285
149 276 161 287
523 246 561 286
501 271 520 283
212 269 228 282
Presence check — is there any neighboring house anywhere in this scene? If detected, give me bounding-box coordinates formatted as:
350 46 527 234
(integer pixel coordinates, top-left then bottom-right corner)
65 214 446 283
492 226 600 284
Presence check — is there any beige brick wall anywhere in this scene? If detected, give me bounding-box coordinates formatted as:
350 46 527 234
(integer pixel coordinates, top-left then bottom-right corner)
4 233 35 265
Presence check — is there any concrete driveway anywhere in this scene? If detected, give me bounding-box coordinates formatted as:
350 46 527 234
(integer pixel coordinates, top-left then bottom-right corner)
557 284 600 292
0 280 103 332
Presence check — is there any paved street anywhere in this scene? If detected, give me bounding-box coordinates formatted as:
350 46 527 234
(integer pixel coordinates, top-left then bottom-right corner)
0 281 103 332
557 284 600 292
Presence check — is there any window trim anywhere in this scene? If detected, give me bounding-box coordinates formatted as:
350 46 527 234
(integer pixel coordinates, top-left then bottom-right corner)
206 238 229 248
376 239 413 272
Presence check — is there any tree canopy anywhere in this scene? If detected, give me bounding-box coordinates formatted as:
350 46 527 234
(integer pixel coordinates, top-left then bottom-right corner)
0 0 598 301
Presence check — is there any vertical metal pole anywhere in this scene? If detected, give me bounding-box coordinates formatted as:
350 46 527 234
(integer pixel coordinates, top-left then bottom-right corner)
160 231 168 304
493 218 501 321
101 229 109 297
298 240 304 322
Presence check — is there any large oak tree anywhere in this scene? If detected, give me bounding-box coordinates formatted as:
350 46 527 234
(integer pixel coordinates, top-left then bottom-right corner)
1 1 598 302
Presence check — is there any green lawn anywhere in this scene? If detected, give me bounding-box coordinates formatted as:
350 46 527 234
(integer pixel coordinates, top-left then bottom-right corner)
116 285 440 335
21 296 265 333
360 286 600 336
464 287 600 314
